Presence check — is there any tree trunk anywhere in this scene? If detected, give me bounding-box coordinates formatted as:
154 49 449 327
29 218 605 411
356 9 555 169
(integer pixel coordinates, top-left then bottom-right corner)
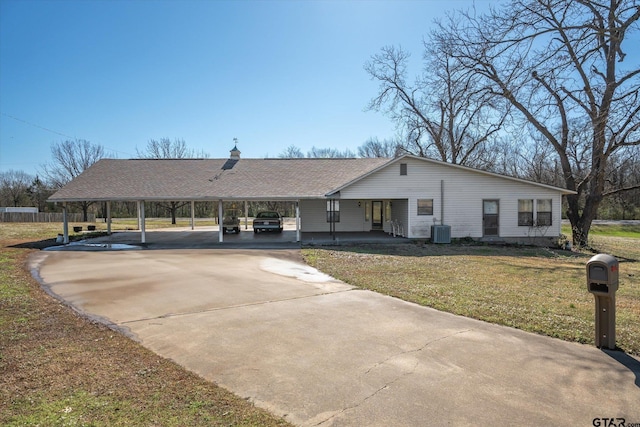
171 202 177 225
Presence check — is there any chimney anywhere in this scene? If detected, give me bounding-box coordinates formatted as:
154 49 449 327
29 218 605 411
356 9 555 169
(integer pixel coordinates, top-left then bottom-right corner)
230 138 241 160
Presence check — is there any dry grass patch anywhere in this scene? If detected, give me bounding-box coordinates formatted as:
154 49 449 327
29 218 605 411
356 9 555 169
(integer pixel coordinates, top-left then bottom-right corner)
303 238 640 355
0 223 291 427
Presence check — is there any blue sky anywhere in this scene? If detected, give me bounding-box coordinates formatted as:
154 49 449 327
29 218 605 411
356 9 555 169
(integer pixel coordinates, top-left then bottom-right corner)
1 0 483 176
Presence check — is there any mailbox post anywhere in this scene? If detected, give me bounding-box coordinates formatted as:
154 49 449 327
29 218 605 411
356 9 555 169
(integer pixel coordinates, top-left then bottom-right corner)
586 254 619 350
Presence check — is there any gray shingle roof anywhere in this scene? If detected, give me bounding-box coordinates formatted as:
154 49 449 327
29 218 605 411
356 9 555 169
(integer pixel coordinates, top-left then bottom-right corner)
48 158 391 202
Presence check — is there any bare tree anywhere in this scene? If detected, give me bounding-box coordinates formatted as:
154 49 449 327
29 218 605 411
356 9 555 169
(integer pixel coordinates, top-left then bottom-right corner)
438 0 640 245
0 170 34 207
307 146 356 158
279 145 305 158
41 139 105 188
136 138 210 159
357 137 403 158
365 41 508 168
136 137 209 224
40 139 106 221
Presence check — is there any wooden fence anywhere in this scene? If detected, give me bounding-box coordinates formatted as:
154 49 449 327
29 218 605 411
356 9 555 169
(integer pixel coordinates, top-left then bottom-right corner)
0 212 96 223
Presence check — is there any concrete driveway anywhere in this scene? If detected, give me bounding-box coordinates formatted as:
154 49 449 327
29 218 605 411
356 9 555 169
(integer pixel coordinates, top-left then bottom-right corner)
31 248 640 426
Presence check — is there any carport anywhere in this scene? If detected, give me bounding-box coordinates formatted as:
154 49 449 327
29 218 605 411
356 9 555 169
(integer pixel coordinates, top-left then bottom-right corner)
48 147 390 245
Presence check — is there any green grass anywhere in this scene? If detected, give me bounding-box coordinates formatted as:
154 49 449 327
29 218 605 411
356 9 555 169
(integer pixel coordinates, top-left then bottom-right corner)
303 226 640 355
561 222 640 239
0 222 291 427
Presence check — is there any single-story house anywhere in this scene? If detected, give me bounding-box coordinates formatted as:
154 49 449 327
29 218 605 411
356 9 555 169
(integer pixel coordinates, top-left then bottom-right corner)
48 146 575 245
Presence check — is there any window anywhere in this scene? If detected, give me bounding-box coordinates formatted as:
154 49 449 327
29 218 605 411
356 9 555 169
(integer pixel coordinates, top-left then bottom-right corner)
518 199 552 226
537 199 552 226
518 199 533 226
417 199 433 215
400 163 407 175
326 200 340 222
365 201 370 221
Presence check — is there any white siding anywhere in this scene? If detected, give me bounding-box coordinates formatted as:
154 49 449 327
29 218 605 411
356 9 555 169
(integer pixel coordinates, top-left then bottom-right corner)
299 199 369 232
336 158 564 239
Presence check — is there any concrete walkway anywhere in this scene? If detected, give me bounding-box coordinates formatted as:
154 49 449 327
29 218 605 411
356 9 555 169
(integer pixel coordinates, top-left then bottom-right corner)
30 247 640 426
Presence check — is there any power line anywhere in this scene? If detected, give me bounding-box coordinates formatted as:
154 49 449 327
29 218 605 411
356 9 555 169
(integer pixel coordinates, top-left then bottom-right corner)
1 112 136 157
2 112 76 139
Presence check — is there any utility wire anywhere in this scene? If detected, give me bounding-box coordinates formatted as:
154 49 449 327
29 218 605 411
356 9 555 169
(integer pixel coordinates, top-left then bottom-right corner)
1 112 136 157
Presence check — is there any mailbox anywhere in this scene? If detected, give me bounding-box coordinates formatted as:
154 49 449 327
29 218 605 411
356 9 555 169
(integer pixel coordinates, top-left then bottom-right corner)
586 254 619 350
587 254 619 295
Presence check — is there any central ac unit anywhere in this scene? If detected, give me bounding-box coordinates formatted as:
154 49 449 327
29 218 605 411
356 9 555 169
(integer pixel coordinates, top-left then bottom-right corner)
431 225 451 244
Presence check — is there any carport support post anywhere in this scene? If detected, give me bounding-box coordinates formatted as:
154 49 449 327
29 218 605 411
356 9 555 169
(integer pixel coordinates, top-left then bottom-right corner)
106 201 112 235
218 199 224 243
139 201 146 244
190 201 195 230
244 200 248 230
296 200 301 242
62 203 69 244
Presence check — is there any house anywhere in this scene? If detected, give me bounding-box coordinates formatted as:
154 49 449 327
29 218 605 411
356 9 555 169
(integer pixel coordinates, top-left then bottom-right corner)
48 146 574 245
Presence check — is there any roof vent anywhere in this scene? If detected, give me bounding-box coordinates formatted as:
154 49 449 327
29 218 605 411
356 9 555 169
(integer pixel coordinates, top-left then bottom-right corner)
230 138 241 160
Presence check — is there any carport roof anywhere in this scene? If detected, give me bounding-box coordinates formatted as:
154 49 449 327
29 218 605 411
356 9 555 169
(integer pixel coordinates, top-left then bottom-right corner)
48 157 391 202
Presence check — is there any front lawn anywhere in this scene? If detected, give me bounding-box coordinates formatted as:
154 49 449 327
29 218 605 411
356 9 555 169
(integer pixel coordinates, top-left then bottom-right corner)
302 228 640 355
0 222 291 427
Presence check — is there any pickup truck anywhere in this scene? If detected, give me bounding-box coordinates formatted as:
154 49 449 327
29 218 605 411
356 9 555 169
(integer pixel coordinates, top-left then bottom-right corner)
252 211 283 233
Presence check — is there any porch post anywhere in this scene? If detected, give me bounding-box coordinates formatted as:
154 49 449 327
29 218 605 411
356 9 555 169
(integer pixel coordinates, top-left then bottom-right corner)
106 201 112 235
244 200 248 230
190 200 195 230
62 202 69 244
139 201 146 244
296 200 301 242
136 201 141 230
218 199 224 243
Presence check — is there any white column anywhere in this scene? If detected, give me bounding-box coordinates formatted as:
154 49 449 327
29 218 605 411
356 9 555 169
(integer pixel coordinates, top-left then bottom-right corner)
296 200 301 242
62 203 69 244
244 200 248 230
137 201 141 230
140 201 146 244
190 200 195 230
106 201 112 235
218 200 224 243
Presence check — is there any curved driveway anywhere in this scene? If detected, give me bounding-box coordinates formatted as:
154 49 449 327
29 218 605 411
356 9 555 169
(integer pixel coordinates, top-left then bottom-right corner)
31 248 640 426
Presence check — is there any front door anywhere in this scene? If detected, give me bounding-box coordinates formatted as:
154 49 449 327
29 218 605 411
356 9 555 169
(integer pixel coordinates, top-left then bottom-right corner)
483 200 499 236
372 201 383 230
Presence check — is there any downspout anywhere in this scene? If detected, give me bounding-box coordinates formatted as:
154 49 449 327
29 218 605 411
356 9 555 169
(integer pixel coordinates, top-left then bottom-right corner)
441 180 444 225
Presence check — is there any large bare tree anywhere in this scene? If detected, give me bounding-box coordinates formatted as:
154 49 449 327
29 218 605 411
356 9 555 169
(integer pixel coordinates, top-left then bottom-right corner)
136 137 209 159
136 137 210 224
0 170 34 207
40 139 106 221
365 41 509 168
438 0 640 245
357 137 403 158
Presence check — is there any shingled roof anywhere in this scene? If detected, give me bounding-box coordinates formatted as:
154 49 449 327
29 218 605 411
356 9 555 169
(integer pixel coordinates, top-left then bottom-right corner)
48 157 391 202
